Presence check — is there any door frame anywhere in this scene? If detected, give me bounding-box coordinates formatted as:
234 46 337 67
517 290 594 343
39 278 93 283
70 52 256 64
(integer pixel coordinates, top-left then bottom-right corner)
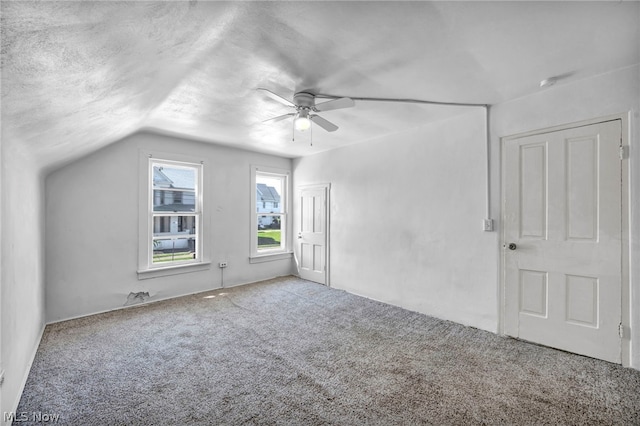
499 112 631 366
295 183 331 287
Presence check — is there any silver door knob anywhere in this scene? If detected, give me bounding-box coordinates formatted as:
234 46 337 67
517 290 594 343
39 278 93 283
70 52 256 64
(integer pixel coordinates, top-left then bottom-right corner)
508 243 517 250
297 233 302 239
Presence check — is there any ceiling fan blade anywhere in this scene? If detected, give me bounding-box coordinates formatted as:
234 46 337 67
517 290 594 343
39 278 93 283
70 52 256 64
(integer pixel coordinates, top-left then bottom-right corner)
314 97 355 112
262 113 295 123
309 114 338 132
257 88 296 108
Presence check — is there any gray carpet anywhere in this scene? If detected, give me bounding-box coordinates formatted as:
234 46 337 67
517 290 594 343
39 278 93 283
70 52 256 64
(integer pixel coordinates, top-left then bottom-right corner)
17 276 640 425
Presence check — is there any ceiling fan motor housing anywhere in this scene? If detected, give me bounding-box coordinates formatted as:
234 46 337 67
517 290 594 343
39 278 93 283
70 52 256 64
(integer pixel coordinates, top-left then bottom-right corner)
293 92 316 109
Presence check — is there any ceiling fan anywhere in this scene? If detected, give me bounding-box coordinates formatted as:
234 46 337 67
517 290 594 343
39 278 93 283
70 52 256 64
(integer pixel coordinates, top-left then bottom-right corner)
258 88 355 132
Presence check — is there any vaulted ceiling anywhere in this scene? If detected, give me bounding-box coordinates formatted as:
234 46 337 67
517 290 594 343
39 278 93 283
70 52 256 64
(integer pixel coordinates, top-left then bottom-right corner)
2 1 638 171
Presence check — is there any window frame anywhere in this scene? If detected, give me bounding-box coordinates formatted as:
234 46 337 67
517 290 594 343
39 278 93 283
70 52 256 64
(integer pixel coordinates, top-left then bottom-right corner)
250 165 292 262
138 151 210 279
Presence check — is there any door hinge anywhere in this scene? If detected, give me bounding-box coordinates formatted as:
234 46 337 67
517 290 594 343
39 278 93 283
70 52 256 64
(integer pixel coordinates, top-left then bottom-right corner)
618 323 624 338
619 145 628 160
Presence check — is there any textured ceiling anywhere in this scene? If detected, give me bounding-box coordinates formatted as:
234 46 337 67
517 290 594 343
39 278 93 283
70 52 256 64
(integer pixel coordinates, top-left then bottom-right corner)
1 1 639 171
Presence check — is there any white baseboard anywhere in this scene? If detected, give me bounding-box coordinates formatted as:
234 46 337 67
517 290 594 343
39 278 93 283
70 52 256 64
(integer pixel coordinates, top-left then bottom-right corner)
6 324 45 425
47 275 294 325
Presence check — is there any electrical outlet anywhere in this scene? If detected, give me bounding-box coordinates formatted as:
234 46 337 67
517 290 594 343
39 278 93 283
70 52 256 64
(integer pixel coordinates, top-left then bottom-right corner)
483 218 494 232
218 262 228 268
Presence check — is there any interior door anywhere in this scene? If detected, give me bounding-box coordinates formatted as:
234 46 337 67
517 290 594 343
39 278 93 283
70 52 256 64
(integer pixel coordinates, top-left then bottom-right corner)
503 120 622 363
297 185 328 285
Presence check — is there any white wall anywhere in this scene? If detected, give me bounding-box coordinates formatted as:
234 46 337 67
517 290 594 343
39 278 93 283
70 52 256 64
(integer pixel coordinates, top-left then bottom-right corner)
45 132 293 322
294 110 500 332
491 65 640 369
1 138 46 418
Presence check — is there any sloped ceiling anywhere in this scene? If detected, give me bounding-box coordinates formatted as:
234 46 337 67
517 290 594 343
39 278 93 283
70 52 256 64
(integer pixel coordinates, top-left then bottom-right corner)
1 1 639 171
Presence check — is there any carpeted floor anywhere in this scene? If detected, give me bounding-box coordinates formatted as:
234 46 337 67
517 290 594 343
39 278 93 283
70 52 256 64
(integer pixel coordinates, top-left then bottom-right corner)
17 276 640 425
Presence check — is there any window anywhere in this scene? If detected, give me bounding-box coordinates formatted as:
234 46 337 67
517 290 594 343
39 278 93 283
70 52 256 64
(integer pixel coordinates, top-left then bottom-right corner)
150 160 201 265
251 166 290 259
138 153 209 277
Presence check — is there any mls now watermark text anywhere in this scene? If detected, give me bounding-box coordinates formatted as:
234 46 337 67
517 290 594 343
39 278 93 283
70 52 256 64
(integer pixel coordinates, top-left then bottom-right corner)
4 411 60 422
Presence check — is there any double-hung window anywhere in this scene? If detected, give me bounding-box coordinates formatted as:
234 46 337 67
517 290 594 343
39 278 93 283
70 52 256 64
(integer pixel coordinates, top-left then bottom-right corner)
138 155 205 277
151 160 201 265
251 166 290 259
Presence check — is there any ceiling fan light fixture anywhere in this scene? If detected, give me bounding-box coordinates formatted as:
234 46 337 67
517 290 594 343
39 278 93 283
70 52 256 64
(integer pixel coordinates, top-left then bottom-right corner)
294 111 311 132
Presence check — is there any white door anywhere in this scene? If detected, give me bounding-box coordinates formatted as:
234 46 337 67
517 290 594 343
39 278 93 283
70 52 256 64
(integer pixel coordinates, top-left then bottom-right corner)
297 185 328 285
503 120 622 363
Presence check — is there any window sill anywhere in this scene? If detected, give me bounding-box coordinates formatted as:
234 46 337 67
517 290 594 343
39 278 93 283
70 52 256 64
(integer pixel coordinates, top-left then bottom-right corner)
249 251 293 264
137 261 211 280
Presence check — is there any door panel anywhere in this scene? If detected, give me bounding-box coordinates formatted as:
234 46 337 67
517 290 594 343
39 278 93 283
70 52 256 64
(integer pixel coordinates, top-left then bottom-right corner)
520 143 547 239
566 136 598 240
565 274 598 327
520 270 547 317
504 120 622 363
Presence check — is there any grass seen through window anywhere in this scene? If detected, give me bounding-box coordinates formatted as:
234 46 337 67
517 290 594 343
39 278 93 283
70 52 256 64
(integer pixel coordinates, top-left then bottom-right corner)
258 229 281 249
153 251 195 263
